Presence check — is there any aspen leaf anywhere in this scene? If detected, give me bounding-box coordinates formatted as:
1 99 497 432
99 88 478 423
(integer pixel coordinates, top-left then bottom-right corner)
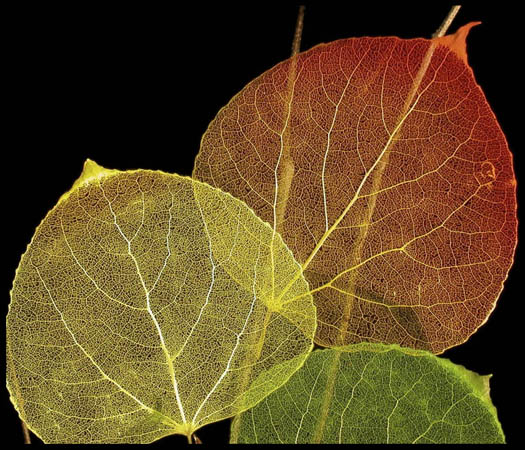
194 24 517 352
6 160 316 443
230 344 505 444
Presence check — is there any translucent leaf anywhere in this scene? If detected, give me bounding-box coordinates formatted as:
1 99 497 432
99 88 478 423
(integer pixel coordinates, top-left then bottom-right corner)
231 344 505 444
194 25 517 352
6 160 316 443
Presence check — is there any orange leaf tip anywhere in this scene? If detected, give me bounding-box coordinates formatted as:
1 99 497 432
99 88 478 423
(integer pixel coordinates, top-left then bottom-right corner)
434 21 481 64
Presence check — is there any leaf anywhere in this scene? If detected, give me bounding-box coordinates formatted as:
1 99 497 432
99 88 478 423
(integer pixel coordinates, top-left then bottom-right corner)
230 344 505 444
193 24 517 352
6 160 316 443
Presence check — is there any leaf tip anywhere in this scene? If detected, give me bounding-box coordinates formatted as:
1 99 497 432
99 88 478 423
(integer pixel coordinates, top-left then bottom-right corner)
79 159 114 183
56 159 119 205
446 359 493 402
435 21 481 64
74 159 121 189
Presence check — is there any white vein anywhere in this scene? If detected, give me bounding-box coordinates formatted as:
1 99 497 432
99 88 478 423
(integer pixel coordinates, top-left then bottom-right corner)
149 192 175 295
192 243 262 425
31 262 170 422
174 193 217 360
99 183 187 424
59 214 146 311
295 356 326 443
321 47 370 231
338 355 374 443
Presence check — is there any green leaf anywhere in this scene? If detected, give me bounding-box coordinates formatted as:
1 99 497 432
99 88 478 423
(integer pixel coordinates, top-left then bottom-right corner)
6 160 316 443
231 343 504 444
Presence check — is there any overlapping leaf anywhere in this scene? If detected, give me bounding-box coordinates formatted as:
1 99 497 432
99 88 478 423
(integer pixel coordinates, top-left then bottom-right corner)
6 160 316 443
194 24 517 352
231 344 505 444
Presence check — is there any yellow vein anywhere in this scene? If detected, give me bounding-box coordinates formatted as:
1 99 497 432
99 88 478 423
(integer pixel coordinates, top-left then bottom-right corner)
276 86 426 304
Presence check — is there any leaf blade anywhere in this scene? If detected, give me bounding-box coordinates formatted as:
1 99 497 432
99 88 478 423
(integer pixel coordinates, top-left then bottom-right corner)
194 27 517 352
6 161 316 443
231 344 505 444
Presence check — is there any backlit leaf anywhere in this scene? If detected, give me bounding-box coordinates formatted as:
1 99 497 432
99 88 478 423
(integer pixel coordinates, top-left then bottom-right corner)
194 24 517 352
6 160 316 443
231 344 505 444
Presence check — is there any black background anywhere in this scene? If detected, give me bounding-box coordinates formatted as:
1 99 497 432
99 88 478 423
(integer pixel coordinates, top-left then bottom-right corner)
4 2 521 445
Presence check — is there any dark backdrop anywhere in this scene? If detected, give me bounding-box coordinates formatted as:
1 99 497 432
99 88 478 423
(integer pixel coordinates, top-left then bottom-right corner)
4 3 521 445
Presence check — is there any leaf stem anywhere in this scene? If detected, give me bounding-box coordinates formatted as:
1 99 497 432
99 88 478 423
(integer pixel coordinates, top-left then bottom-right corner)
292 5 305 56
433 5 461 38
231 6 308 438
21 420 31 444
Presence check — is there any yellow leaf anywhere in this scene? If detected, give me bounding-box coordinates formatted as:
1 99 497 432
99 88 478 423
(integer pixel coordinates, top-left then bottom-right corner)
6 160 316 443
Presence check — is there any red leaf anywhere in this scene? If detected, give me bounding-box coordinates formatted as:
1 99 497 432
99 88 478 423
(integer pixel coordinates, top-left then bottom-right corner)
194 25 517 353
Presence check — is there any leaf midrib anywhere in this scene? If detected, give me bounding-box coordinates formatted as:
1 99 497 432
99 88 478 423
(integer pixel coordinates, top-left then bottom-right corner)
275 41 454 309
99 182 189 426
